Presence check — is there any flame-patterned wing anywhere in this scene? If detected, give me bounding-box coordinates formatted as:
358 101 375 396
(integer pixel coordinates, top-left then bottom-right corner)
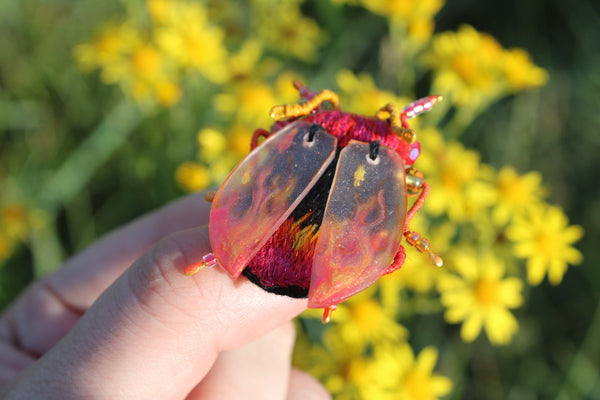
308 140 407 307
210 121 338 279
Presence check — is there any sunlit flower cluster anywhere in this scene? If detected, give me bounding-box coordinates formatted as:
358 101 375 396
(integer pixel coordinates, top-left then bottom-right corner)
424 25 548 108
74 0 228 106
294 306 452 399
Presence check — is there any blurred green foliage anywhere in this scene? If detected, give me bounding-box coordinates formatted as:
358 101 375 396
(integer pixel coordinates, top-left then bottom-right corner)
0 0 598 398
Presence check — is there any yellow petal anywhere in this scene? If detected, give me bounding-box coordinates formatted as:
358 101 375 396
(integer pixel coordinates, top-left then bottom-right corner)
461 312 483 342
548 258 568 285
484 307 519 345
526 257 547 285
499 278 524 308
431 376 454 396
416 346 439 373
563 225 584 244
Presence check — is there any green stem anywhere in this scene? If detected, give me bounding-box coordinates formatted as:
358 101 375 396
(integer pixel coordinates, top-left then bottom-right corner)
31 100 145 275
556 300 600 399
444 105 482 140
40 100 144 213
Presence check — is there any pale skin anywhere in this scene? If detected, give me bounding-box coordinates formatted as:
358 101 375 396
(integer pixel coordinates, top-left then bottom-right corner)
0 192 330 399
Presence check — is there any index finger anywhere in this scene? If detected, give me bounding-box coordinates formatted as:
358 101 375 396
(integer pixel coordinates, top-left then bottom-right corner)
6 226 307 399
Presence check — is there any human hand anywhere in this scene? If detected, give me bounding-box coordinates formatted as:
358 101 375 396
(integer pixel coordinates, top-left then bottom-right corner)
0 193 330 399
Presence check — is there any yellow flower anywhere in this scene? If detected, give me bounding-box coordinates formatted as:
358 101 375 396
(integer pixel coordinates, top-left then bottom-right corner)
215 72 303 129
226 39 265 81
424 25 548 107
293 328 373 399
502 48 549 90
406 16 436 42
122 42 182 106
438 251 523 345
175 161 210 192
177 124 255 194
75 0 230 106
251 0 324 62
507 204 583 285
336 70 410 115
197 128 228 162
152 1 228 83
73 22 141 75
75 21 183 106
365 343 452 400
418 129 495 220
130 44 162 78
215 80 276 127
492 166 546 226
332 290 409 350
424 25 504 107
121 44 184 106
227 124 254 158
154 79 182 107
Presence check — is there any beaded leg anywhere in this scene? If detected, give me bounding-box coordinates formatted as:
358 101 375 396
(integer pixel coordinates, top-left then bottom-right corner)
403 181 443 267
183 253 217 276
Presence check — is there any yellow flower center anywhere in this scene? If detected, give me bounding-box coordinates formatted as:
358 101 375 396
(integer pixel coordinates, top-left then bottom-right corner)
155 80 181 107
441 168 461 192
498 176 530 205
474 278 500 307
451 54 489 88
535 232 559 259
131 46 161 77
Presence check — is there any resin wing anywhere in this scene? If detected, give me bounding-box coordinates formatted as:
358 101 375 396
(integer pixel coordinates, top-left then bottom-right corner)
210 121 338 279
308 140 407 307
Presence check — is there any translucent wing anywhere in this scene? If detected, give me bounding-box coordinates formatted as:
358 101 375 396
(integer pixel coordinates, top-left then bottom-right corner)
308 140 406 307
210 121 338 279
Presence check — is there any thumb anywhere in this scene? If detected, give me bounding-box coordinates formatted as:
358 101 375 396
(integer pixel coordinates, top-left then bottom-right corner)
6 226 307 400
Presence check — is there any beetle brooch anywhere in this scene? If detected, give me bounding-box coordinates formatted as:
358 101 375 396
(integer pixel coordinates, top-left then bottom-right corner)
184 82 443 323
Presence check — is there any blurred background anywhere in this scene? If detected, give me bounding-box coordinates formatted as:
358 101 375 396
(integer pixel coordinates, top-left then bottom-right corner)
0 0 598 398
